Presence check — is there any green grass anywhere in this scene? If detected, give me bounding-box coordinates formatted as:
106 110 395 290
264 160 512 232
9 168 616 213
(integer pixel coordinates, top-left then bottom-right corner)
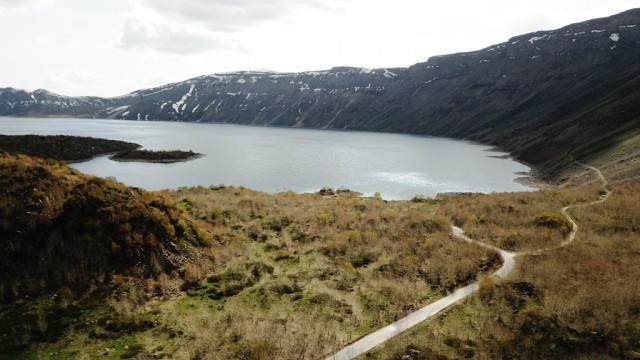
8 153 629 359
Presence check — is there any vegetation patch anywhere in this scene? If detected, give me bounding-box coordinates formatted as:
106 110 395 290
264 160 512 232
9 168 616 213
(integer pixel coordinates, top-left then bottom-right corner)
0 153 214 303
110 149 203 163
362 181 640 360
534 211 569 229
0 134 140 161
196 262 274 300
5 152 633 359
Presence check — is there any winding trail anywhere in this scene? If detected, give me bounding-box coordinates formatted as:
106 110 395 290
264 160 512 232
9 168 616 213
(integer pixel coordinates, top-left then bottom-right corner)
325 164 609 360
326 228 515 360
560 164 610 248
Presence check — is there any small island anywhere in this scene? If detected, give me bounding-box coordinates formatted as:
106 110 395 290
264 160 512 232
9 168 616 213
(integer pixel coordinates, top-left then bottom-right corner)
109 149 204 163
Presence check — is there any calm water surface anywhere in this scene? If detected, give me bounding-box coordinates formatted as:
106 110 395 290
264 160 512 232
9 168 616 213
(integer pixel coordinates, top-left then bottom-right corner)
0 117 533 199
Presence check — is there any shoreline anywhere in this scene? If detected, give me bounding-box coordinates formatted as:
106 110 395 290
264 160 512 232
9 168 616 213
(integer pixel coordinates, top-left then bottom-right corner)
483 145 551 190
513 175 552 189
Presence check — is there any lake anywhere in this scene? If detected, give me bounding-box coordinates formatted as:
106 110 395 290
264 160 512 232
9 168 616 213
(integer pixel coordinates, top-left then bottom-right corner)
0 117 533 199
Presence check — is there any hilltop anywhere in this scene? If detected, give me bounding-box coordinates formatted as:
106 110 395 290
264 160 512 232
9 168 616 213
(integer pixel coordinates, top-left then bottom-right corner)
0 153 214 304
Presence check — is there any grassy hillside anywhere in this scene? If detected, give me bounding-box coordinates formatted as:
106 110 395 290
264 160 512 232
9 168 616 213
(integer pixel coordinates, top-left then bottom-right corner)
0 153 215 304
0 161 640 359
0 153 505 359
1 147 638 358
361 182 640 359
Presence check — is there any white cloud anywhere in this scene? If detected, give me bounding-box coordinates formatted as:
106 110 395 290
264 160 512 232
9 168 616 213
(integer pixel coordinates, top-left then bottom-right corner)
0 0 51 7
119 18 210 54
117 0 346 54
118 16 249 54
1 0 637 97
0 0 52 13
41 70 104 95
47 70 101 85
136 0 344 32
142 0 284 32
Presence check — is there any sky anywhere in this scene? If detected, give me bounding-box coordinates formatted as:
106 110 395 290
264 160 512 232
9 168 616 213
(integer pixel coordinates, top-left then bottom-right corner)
0 0 637 97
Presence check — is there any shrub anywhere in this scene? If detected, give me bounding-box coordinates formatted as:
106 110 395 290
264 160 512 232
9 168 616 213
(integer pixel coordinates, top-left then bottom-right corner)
534 212 566 228
350 251 377 268
270 283 301 295
478 276 495 302
273 249 294 261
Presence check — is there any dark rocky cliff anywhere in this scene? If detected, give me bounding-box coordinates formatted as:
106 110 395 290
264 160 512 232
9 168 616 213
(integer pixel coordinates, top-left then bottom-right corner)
2 9 639 173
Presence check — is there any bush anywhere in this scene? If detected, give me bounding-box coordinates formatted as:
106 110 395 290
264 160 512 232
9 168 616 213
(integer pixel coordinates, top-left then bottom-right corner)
534 212 567 228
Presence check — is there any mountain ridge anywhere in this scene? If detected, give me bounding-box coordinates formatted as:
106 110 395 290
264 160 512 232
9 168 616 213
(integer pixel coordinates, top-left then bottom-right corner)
2 8 640 178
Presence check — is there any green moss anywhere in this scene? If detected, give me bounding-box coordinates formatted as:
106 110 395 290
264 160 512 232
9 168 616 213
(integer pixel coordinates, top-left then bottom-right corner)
241 285 271 310
0 292 122 359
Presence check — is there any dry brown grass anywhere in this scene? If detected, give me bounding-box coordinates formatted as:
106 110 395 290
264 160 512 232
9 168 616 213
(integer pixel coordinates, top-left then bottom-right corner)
364 181 640 359
140 186 501 358
8 152 635 359
1 172 505 359
440 185 601 251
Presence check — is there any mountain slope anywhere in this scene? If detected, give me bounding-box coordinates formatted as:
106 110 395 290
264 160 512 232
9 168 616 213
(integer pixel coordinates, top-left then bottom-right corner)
2 9 640 177
385 10 640 171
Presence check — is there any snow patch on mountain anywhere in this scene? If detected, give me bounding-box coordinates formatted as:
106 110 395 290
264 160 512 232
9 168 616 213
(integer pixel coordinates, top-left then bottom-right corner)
172 85 195 114
109 105 129 114
383 69 397 78
528 35 549 44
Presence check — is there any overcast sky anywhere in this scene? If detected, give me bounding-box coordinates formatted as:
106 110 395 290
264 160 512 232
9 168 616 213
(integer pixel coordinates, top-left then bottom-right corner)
0 0 637 97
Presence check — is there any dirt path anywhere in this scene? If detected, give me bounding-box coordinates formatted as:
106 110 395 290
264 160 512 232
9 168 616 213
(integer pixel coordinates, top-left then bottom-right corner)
326 227 515 360
560 164 610 247
325 164 609 360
